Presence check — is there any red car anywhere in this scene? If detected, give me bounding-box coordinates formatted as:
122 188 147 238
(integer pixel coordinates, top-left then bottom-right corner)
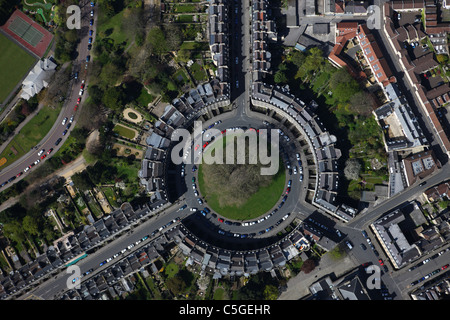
218 218 224 223
442 264 449 270
40 154 47 160
202 142 209 149
47 148 53 154
16 172 23 178
194 144 199 151
286 187 291 194
77 97 81 103
378 259 384 266
74 105 78 111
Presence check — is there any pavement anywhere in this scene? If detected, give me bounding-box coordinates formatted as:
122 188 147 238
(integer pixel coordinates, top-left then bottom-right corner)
279 253 358 300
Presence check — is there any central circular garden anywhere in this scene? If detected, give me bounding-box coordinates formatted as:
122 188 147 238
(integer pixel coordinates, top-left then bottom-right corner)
196 133 286 221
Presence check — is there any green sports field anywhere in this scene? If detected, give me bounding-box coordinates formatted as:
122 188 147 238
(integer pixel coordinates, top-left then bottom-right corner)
0 32 37 104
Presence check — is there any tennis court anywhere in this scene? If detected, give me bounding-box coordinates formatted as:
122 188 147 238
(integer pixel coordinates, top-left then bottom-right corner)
0 9 54 58
8 16 44 47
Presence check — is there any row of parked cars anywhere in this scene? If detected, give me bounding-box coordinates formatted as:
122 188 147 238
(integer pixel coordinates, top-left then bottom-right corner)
98 218 181 268
410 263 449 287
408 247 449 272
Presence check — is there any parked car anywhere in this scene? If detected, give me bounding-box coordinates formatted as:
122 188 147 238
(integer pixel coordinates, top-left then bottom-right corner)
346 241 353 250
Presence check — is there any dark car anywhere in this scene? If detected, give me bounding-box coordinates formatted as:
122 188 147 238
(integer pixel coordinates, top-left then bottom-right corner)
419 181 427 186
55 138 62 145
360 243 367 250
62 129 68 136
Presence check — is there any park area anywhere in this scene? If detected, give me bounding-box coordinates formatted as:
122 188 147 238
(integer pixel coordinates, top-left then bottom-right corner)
0 32 37 103
0 105 60 169
197 135 286 220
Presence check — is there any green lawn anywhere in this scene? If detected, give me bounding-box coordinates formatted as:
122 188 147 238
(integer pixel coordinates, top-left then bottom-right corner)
113 124 136 140
0 33 37 103
189 62 207 82
0 105 61 169
164 262 179 279
101 186 119 208
177 15 194 23
173 4 197 13
97 9 130 46
197 138 286 220
135 88 154 107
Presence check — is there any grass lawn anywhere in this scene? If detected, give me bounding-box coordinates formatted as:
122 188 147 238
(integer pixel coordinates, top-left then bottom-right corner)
0 105 60 170
180 41 209 51
189 62 207 82
173 4 197 13
177 15 194 23
102 186 119 208
164 262 179 278
113 124 136 140
197 135 286 221
213 288 226 300
135 88 154 107
97 9 130 46
0 33 37 103
115 159 140 181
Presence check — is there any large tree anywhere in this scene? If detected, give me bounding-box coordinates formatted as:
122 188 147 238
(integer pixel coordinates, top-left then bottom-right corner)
146 26 168 56
344 158 361 181
301 259 316 274
349 91 374 117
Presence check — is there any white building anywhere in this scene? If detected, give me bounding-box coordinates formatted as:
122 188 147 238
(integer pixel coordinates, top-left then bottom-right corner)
20 58 57 100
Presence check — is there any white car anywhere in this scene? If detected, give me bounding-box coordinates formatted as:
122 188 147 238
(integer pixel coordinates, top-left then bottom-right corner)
69 115 74 123
34 159 40 165
79 89 84 96
24 167 30 173
62 117 68 125
37 149 45 156
296 153 300 160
